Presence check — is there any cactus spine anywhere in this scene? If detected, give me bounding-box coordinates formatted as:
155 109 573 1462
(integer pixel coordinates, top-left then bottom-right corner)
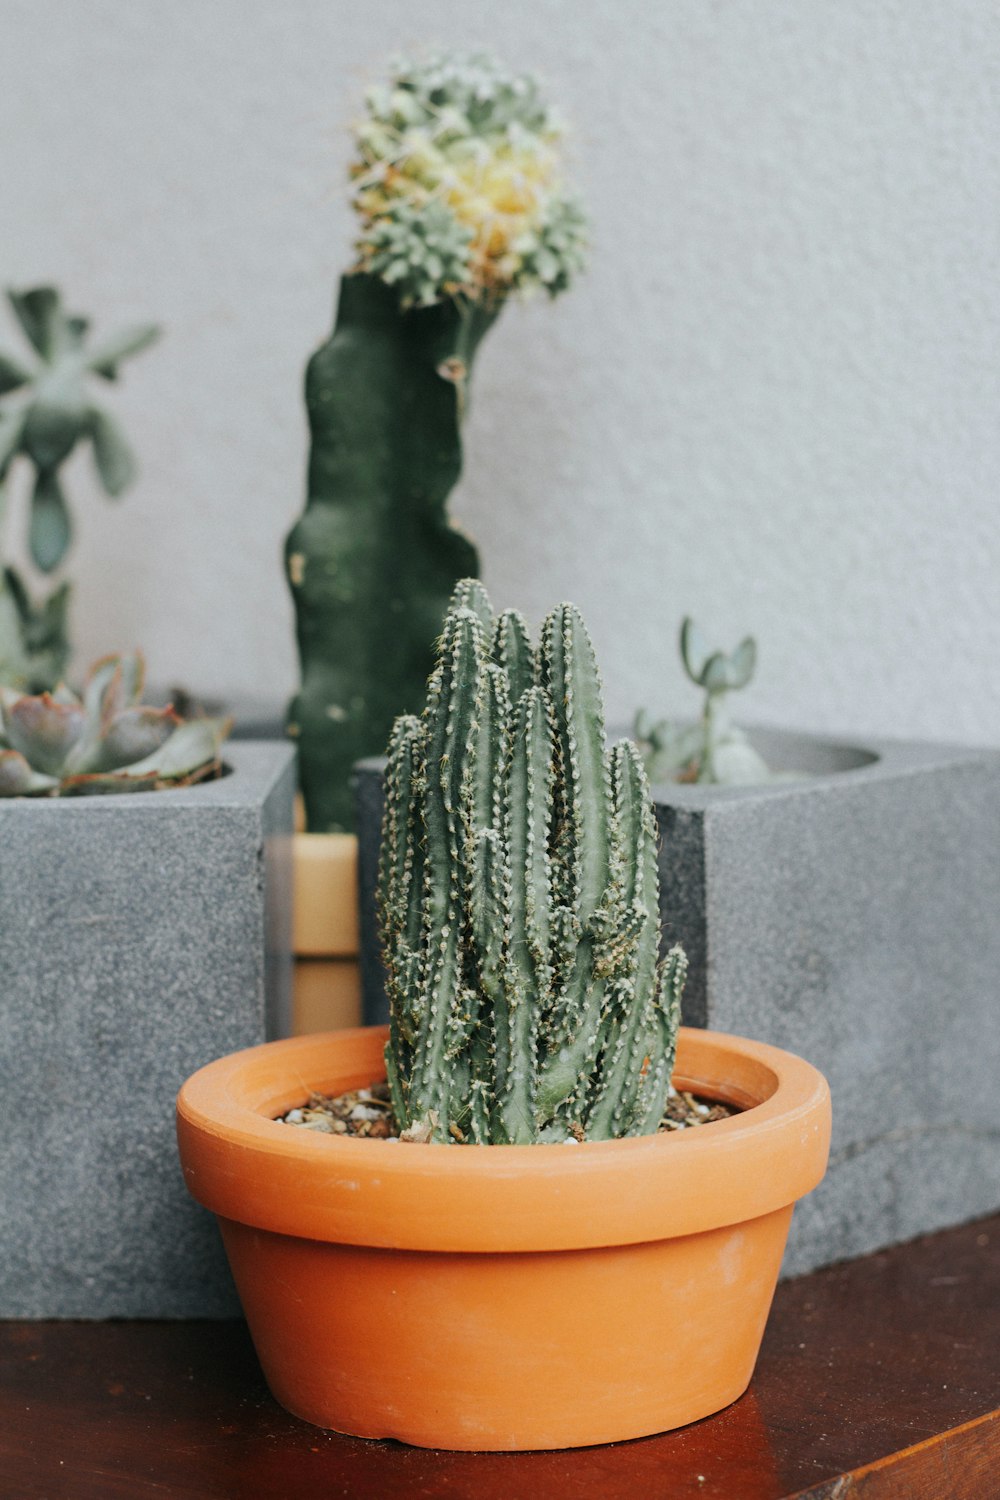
380 582 687 1145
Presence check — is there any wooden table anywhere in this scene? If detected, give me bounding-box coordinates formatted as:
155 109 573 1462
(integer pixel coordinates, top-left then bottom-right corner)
3 1214 998 1499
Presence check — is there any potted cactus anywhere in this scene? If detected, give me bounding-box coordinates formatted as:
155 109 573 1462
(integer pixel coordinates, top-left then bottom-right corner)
177 583 830 1450
0 285 159 691
283 51 586 1035
0 652 295 1321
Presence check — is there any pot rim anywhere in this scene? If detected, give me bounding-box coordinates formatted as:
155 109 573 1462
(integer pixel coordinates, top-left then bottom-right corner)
177 1025 830 1253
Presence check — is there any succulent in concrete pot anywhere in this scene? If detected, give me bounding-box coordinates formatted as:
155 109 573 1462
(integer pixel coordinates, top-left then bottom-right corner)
0 651 231 796
635 617 773 786
0 286 159 691
286 53 587 832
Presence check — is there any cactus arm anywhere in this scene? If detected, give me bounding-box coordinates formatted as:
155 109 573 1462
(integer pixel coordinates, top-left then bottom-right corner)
404 607 484 1139
379 715 425 1064
540 603 610 921
492 609 535 706
450 578 494 637
495 685 553 1143
469 662 510 844
634 945 688 1136
584 741 661 1140
536 603 612 1116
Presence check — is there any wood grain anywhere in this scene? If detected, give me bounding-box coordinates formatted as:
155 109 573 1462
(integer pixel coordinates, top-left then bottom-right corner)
2 1213 998 1500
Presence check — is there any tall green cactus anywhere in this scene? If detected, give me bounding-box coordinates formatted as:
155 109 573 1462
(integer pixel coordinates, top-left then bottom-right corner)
380 581 687 1145
285 52 586 832
285 274 496 832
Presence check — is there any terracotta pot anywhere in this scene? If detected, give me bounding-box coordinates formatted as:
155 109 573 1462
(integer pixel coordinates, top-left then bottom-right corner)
291 832 361 1033
176 1025 830 1451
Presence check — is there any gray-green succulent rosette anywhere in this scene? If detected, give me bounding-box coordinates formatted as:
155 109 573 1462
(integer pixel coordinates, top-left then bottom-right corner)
0 651 230 797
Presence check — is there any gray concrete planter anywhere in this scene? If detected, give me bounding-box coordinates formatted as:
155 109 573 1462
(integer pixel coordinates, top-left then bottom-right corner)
353 728 1000 1276
0 741 295 1318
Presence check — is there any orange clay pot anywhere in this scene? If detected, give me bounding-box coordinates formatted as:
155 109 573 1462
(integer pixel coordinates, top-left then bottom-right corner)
176 1025 830 1451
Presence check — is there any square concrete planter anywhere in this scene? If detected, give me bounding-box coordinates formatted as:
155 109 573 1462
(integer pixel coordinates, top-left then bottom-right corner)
354 728 1000 1276
0 741 295 1318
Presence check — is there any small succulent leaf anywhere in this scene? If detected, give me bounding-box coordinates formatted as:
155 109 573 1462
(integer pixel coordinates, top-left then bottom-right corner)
83 651 145 721
1 566 30 624
0 587 29 696
7 287 62 360
0 407 25 476
86 323 160 380
2 692 86 775
709 736 771 786
92 705 181 772
679 617 711 685
71 654 138 771
725 636 757 690
30 578 71 655
23 389 85 471
700 651 732 693
86 406 137 496
29 469 72 573
0 349 32 395
3 565 71 665
82 654 124 725
64 316 90 350
116 715 231 780
0 748 57 796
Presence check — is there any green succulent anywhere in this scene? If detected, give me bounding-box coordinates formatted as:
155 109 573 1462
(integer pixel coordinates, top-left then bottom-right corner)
0 286 160 575
635 618 771 786
0 652 231 797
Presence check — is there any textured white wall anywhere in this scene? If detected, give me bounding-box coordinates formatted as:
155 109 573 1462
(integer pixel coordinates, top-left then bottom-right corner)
2 0 998 744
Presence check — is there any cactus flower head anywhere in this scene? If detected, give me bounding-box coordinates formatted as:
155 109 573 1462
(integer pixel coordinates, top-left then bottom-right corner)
0 651 231 797
351 52 587 306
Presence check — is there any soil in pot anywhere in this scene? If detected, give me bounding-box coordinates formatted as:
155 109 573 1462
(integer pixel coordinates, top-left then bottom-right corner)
277 1082 738 1140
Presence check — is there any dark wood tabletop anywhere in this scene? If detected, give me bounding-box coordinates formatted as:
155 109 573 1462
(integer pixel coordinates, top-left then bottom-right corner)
3 1213 998 1500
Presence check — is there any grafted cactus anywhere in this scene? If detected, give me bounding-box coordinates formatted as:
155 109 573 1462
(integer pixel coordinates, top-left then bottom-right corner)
0 652 230 797
286 52 586 832
380 581 687 1145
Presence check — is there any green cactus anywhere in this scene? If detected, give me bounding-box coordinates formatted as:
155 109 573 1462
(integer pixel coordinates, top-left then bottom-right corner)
380 581 687 1145
286 53 586 832
635 618 772 786
0 286 159 688
0 652 230 797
